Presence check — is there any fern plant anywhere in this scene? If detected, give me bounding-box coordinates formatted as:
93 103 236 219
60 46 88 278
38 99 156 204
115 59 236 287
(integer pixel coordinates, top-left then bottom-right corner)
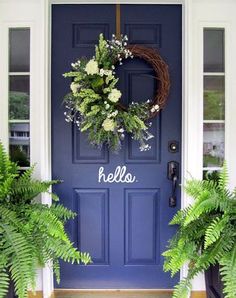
0 142 91 298
163 162 236 298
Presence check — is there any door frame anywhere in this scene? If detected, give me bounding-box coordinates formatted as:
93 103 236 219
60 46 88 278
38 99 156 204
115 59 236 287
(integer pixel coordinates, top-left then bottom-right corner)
45 0 189 295
2 0 236 296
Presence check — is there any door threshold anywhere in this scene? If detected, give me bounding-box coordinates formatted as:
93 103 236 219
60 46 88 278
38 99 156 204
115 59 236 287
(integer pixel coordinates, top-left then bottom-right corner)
54 289 206 298
54 289 173 298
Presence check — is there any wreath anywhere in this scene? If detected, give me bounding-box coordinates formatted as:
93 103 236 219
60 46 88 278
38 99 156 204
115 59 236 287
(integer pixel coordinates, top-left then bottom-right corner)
63 34 170 151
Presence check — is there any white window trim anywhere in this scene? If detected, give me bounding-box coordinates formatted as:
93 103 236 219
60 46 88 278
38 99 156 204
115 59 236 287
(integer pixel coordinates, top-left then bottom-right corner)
199 22 233 184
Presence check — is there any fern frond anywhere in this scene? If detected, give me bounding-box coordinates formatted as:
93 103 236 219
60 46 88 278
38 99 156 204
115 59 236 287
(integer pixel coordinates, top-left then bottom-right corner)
0 205 23 230
204 215 229 249
163 240 197 276
44 237 80 264
53 259 60 284
0 142 18 180
50 203 76 221
80 252 92 265
219 246 236 298
183 194 220 226
30 207 70 242
1 224 33 298
0 141 91 297
0 267 9 298
172 277 192 298
11 179 59 203
184 179 217 200
164 162 236 298
170 206 192 225
196 233 234 272
218 161 229 190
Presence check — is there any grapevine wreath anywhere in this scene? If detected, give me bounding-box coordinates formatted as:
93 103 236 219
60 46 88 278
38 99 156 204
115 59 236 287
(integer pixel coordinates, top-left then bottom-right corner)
63 34 170 151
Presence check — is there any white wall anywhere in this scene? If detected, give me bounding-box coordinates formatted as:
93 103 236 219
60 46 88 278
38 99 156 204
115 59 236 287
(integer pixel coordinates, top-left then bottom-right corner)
0 0 50 293
188 0 236 291
0 0 236 295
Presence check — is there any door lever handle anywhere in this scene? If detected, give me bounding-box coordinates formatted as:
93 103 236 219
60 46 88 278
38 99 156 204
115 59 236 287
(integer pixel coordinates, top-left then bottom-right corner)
167 161 179 207
172 174 177 196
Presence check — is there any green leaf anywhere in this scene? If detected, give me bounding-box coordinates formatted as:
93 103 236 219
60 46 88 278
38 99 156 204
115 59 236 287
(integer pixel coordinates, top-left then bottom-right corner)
91 76 104 89
0 142 91 298
220 246 236 298
204 215 229 249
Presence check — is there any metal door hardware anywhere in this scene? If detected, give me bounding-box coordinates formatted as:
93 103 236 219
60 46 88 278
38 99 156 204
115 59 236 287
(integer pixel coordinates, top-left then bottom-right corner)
167 161 179 207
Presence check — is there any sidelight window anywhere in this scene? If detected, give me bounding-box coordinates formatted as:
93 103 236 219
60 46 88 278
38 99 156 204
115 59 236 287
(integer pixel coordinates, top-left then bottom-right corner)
203 28 225 177
8 28 30 168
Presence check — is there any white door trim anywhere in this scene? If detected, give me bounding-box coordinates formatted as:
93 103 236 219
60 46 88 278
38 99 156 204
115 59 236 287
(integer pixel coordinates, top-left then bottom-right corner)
1 0 236 296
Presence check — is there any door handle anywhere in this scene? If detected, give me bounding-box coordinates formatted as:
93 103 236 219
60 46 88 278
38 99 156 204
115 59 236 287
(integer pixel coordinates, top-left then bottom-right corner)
167 161 179 207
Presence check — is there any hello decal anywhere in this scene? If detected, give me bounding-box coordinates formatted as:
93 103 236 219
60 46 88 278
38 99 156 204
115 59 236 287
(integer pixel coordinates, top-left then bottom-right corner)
98 166 137 183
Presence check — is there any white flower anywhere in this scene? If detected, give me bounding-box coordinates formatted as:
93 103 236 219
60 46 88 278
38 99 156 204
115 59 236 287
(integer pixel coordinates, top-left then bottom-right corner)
104 70 113 76
85 59 99 75
70 82 80 94
112 110 118 117
118 128 124 133
102 118 116 132
108 88 122 103
151 108 155 113
100 69 113 77
71 60 81 69
99 68 105 76
108 110 118 118
151 104 160 113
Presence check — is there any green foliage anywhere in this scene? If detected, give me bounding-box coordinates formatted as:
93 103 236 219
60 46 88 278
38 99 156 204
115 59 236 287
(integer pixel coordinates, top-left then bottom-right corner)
203 154 223 168
63 33 154 152
0 142 91 298
220 247 236 298
9 145 30 167
9 92 29 120
204 90 225 120
95 34 111 68
163 162 236 298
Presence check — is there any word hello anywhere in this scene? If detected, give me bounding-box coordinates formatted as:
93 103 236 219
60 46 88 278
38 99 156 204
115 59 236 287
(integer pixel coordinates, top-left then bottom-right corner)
98 166 137 183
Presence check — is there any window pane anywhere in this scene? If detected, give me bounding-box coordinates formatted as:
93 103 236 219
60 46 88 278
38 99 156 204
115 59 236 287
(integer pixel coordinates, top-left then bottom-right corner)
9 123 30 167
9 27 30 168
9 76 30 120
9 28 30 72
203 170 219 182
203 123 224 168
204 29 224 72
204 76 225 120
9 75 29 93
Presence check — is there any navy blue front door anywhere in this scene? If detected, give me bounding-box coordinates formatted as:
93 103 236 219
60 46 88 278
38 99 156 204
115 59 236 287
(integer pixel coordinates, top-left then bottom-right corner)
52 4 182 289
